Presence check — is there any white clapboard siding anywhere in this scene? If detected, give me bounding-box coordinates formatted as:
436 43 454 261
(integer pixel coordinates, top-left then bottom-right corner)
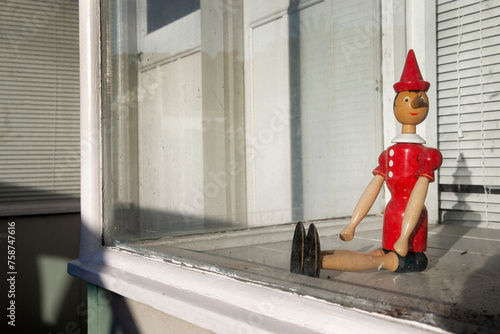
0 0 80 215
437 0 500 227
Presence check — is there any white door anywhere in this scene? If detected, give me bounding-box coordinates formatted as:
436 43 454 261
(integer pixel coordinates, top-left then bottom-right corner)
243 0 384 226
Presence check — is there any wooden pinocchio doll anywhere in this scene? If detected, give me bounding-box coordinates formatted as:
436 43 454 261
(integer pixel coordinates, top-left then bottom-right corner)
291 49 443 277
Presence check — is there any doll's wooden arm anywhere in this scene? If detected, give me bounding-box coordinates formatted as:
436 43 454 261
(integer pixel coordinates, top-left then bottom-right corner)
340 174 385 241
393 176 430 256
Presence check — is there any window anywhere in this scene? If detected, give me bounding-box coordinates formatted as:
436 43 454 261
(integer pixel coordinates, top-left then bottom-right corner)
102 0 384 243
70 1 500 332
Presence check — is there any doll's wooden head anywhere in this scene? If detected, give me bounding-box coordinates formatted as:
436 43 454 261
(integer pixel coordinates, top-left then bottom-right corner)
394 90 429 133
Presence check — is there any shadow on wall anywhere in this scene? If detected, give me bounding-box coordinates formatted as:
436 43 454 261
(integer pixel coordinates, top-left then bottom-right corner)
439 161 481 257
0 183 87 333
441 161 481 226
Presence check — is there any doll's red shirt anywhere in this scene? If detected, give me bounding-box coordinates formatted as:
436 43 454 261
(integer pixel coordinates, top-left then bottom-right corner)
373 142 442 252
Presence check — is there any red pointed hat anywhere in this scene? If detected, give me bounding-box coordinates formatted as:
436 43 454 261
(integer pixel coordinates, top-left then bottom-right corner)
393 49 430 93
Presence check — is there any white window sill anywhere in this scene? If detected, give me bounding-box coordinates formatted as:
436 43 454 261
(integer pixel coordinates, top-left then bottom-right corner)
68 218 460 334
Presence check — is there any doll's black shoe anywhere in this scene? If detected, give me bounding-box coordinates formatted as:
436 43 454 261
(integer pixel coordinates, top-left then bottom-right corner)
303 223 321 278
290 222 305 274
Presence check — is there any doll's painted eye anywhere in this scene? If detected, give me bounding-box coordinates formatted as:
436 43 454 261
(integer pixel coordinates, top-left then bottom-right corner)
420 97 424 103
404 97 410 102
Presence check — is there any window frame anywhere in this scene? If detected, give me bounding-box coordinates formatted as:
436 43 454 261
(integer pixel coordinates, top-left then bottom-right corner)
69 0 442 332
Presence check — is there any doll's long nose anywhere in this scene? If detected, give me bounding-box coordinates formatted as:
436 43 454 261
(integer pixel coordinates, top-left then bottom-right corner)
411 93 427 109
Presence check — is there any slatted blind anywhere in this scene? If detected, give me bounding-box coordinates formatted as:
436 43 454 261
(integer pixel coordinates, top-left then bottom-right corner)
0 0 80 215
437 0 500 227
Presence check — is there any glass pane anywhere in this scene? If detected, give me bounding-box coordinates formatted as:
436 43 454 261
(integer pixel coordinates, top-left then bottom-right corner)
146 0 200 33
101 0 383 244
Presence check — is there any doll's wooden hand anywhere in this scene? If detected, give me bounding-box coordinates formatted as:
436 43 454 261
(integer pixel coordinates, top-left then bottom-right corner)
340 225 355 241
393 237 409 257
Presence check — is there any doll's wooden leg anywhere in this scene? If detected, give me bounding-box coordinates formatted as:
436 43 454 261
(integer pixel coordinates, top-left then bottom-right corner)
320 249 385 257
321 250 399 272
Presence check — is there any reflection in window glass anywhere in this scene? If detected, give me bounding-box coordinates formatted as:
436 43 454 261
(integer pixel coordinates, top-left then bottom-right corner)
147 0 201 33
101 0 383 245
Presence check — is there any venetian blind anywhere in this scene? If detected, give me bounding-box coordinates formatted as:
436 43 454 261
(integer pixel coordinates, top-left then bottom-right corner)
0 0 80 215
437 0 500 227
